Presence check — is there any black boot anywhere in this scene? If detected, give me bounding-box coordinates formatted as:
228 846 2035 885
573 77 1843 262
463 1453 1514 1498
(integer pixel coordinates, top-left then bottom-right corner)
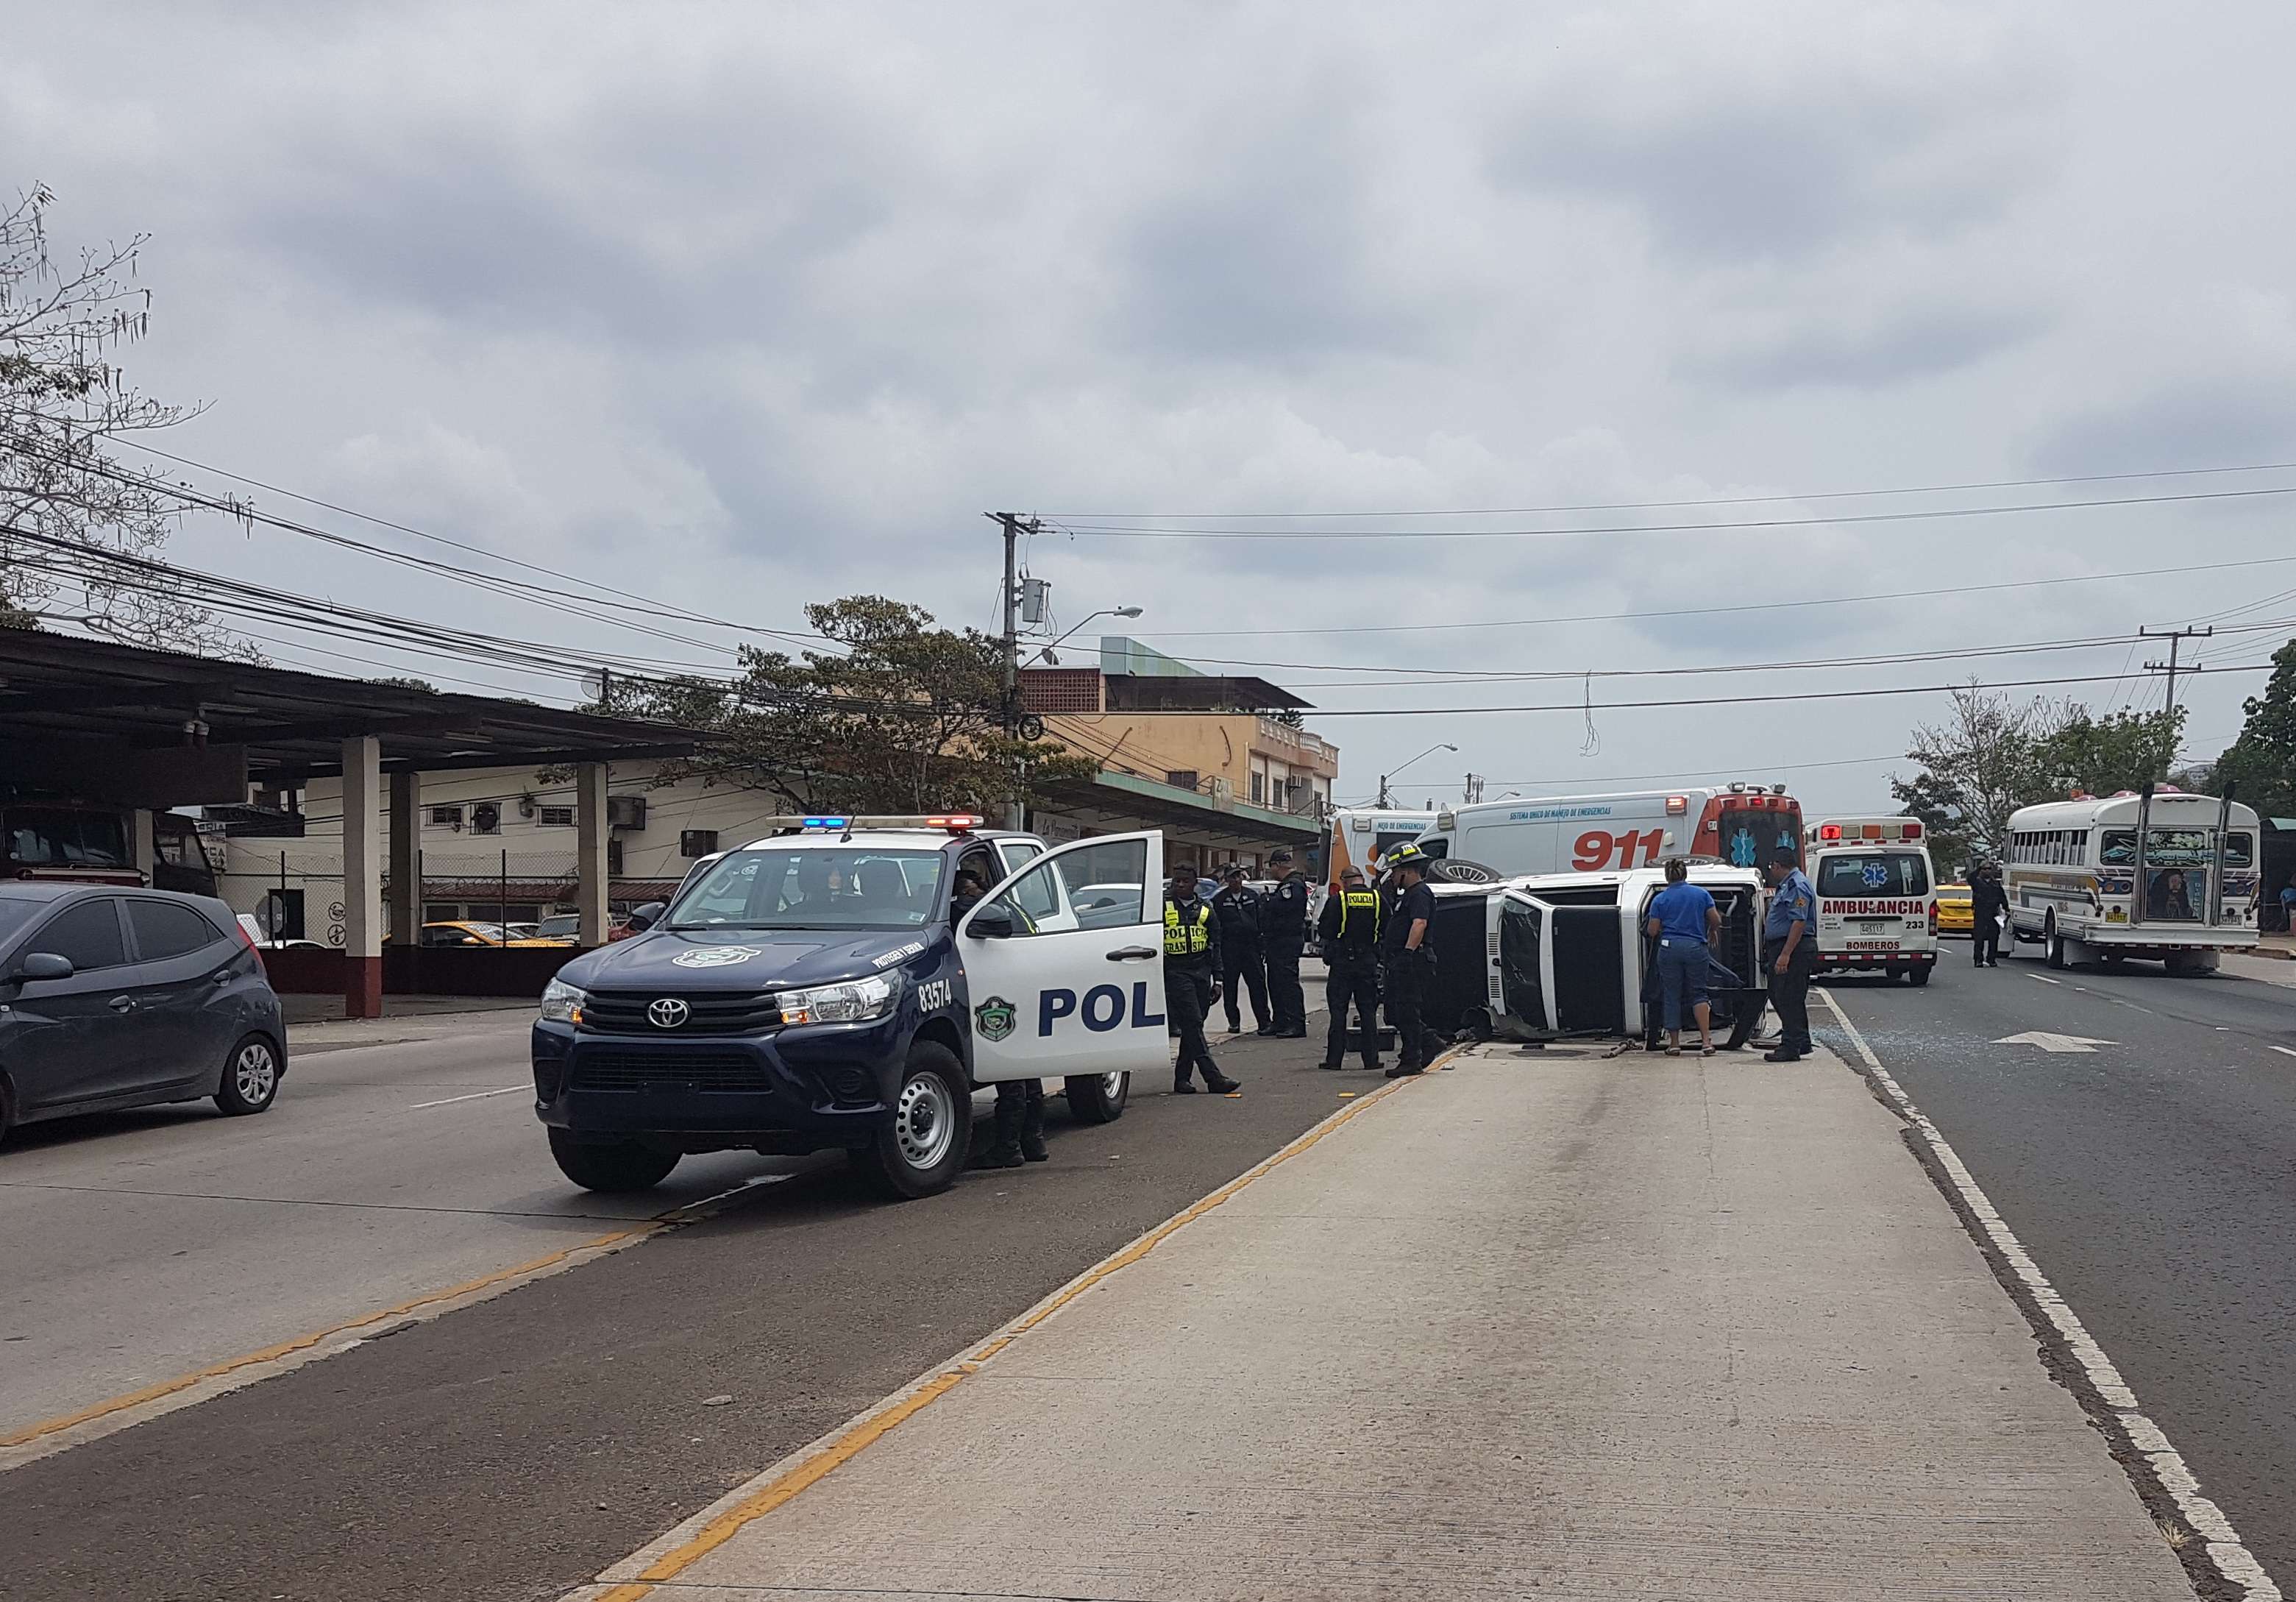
1204 1066 1240 1094
973 1085 1026 1168
1018 1081 1048 1163
1173 1073 1198 1094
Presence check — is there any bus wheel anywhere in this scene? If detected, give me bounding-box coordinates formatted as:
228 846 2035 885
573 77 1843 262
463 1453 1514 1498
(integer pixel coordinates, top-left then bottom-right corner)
2044 916 2067 970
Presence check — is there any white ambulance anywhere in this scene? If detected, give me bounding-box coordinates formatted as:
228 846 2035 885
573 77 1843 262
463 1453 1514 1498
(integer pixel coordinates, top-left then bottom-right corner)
1801 817 1938 985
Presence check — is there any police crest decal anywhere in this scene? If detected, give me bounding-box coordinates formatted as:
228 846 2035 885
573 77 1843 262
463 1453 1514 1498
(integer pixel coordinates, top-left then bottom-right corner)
974 996 1018 1043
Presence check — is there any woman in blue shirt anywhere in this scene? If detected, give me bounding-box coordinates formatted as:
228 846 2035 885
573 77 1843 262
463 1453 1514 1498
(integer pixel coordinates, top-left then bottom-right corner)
1645 859 1723 1057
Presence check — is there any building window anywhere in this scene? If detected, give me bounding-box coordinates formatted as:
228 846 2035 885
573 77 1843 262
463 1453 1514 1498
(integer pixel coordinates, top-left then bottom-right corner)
608 838 625 876
427 805 463 828
680 829 720 858
423 902 461 923
1250 770 1265 804
537 805 575 828
1165 770 1199 792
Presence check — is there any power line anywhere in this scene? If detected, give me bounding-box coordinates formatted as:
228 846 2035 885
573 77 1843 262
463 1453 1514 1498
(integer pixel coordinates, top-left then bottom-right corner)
1042 482 2296 541
1128 552 2296 640
1036 457 2296 520
1282 662 2280 718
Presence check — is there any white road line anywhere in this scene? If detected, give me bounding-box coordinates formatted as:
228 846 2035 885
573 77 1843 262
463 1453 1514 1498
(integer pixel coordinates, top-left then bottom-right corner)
410 1085 530 1109
1819 988 2282 1602
2030 974 2064 985
2273 1046 2296 1060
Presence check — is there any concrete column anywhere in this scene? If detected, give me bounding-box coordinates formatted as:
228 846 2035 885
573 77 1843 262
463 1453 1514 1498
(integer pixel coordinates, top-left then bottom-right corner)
341 736 385 1018
131 809 158 885
575 761 610 946
388 770 419 949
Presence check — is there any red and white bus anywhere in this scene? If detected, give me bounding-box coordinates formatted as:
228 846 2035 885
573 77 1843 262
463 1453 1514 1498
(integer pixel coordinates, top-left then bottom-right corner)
1418 783 1804 879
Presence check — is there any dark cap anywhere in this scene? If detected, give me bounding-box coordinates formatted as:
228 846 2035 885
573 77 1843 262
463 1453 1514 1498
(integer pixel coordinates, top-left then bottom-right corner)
1270 848 1293 864
1223 864 1245 879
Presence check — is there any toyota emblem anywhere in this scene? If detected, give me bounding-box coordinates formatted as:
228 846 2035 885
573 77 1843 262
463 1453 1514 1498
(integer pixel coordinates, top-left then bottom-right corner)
647 997 691 1029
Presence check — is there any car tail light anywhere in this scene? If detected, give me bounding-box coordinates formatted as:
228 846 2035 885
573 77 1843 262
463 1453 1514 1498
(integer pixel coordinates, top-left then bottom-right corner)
234 918 266 973
1929 902 1939 935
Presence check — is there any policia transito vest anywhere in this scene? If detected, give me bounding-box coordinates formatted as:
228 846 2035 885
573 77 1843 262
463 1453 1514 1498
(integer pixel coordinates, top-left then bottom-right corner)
1165 900 1215 959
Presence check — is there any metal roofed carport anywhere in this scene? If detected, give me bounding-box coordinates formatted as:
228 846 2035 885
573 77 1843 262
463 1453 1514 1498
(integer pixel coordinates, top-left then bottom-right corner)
0 628 706 1017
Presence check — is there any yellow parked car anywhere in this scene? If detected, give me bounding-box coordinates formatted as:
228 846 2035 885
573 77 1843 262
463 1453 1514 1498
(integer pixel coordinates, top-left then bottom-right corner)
1935 882 1973 936
415 920 567 949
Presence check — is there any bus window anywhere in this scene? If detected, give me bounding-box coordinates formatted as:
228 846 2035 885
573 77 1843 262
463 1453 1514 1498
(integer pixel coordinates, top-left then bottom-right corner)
2228 832 2256 868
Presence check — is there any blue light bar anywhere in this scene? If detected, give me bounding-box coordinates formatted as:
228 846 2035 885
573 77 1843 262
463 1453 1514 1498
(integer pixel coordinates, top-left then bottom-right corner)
801 816 849 829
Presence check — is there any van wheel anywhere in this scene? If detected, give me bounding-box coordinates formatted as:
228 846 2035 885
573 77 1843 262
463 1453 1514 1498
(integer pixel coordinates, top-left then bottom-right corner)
1907 967 1933 988
550 1130 679 1191
2044 915 2067 970
851 1042 970 1199
215 1035 283 1116
1065 1070 1129 1125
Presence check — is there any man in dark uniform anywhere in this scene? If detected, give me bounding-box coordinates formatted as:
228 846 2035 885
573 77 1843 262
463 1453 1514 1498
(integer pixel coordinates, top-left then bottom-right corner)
1379 843 1441 1077
1762 847 1817 1061
1315 865 1385 1072
1259 847 1310 1038
1165 865 1239 1095
1210 865 1272 1034
1970 861 2008 968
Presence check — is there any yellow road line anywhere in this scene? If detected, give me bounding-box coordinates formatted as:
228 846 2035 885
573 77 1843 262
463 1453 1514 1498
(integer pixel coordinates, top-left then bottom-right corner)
2 1224 658 1451
594 1055 1453 1601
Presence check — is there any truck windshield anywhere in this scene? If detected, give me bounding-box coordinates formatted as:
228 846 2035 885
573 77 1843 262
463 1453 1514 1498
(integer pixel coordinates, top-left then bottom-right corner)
1816 852 1930 897
4 807 131 869
668 848 948 930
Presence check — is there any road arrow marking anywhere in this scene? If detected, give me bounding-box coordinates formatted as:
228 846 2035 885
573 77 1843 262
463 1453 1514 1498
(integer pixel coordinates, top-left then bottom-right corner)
1994 1030 2117 1053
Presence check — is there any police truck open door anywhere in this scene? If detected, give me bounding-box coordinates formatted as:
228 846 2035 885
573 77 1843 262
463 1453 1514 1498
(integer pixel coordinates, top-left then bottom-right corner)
1485 888 1560 1040
957 832 1168 1113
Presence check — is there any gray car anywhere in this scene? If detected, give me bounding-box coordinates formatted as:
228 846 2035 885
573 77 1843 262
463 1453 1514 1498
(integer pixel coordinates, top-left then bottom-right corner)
0 883 285 1139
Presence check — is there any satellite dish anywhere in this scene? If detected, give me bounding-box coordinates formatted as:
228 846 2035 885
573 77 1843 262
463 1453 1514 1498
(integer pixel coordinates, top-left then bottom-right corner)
580 670 608 703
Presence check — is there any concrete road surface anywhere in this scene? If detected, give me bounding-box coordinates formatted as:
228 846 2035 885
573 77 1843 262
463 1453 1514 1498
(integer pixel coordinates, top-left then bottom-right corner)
1823 941 2296 1592
0 1015 775 1447
1 1025 1366 1602
563 1044 2190 1602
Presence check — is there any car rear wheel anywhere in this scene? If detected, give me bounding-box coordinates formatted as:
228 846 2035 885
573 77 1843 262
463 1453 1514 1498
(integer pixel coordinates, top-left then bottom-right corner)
548 1128 680 1191
850 1042 970 1199
1906 967 1933 987
1065 1070 1129 1124
214 1035 283 1116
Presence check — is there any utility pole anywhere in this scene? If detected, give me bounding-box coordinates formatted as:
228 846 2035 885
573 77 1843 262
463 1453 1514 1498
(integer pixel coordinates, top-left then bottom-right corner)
1376 774 1390 809
2140 625 2213 717
988 511 1039 829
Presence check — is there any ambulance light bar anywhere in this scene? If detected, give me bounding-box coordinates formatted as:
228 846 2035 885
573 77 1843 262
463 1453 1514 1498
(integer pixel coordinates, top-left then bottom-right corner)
1666 795 1688 814
1814 820 1923 843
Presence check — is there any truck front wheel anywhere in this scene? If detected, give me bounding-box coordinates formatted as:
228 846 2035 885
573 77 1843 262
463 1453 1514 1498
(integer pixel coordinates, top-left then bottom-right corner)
1065 1071 1129 1124
850 1042 971 1200
548 1130 680 1192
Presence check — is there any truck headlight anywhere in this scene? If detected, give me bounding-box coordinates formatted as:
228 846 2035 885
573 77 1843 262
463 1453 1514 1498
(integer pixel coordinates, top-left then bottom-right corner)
540 977 589 1024
776 973 898 1026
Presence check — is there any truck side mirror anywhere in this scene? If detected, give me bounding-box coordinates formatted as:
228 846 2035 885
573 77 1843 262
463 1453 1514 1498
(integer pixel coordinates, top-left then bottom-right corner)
965 904 1016 940
625 902 667 933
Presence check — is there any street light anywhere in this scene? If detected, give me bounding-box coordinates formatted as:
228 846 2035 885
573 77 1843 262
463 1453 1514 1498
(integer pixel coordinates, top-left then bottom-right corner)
1026 606 1145 667
1378 742 1458 809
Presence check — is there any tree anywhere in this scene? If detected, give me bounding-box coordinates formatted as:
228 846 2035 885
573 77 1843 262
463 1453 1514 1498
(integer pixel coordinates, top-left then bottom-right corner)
2034 705 2186 797
591 595 1101 815
1891 681 2066 866
2 184 244 654
2216 635 2296 815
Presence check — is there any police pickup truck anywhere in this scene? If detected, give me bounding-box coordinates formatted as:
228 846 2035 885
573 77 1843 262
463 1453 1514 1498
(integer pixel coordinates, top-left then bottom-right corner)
533 816 1170 1199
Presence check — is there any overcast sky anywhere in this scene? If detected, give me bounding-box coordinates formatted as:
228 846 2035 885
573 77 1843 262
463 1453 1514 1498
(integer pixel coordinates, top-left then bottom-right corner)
8 1 2295 816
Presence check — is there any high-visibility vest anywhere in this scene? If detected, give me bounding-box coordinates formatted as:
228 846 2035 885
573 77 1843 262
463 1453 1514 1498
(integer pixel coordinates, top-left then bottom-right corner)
1334 887 1382 941
1165 900 1212 957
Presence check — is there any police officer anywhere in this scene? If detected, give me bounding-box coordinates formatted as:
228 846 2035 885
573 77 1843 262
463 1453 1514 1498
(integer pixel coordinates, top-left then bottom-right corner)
1211 865 1273 1034
1259 847 1310 1038
1970 860 2008 968
1315 865 1385 1071
1165 865 1240 1094
1379 843 1441 1077
1762 847 1817 1062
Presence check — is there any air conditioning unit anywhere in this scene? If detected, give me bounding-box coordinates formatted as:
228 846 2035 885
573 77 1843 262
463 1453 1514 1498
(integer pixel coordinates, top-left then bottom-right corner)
606 795 647 830
470 802 502 837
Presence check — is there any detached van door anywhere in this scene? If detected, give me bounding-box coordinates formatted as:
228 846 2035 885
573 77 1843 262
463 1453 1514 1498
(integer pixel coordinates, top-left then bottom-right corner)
958 832 1167 1085
1485 889 1558 1037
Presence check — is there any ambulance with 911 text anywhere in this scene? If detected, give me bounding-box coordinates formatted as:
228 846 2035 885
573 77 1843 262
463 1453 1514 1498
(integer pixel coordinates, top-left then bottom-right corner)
532 815 1172 1202
1801 816 1938 985
1414 782 1805 879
